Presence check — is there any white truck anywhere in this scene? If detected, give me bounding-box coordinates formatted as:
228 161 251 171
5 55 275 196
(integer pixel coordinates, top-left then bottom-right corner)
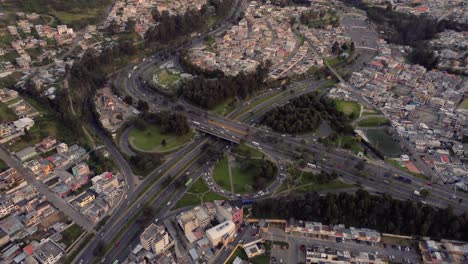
413 190 420 196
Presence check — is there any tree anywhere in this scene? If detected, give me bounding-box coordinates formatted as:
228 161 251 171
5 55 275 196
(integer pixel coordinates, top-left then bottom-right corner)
161 139 167 147
420 188 430 198
137 100 149 112
93 241 105 256
124 95 133 105
354 160 366 171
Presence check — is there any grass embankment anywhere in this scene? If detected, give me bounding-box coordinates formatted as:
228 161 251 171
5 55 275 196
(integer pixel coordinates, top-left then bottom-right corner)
174 178 225 208
357 116 390 127
335 100 361 120
212 98 237 117
276 168 354 195
0 102 17 122
153 69 181 87
128 124 194 153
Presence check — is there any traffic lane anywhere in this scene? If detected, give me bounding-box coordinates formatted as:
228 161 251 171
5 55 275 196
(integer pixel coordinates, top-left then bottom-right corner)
108 153 224 263
261 141 467 213
106 184 180 264
77 138 210 263
0 146 95 232
105 141 227 257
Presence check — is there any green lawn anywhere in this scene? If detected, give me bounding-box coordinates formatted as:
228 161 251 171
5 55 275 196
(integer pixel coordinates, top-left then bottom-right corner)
52 8 102 29
213 155 231 191
0 102 17 122
212 99 237 116
60 224 84 247
5 97 22 105
386 159 429 180
335 134 362 154
128 124 193 153
8 96 90 152
175 178 225 209
295 180 354 193
233 144 264 159
231 164 258 194
0 159 8 173
335 100 361 120
276 167 354 195
364 129 401 158
153 69 181 87
459 99 468 110
357 116 390 127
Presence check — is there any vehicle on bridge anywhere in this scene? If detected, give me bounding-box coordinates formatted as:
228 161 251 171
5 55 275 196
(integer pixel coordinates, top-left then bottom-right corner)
185 179 193 187
242 199 254 205
397 176 412 184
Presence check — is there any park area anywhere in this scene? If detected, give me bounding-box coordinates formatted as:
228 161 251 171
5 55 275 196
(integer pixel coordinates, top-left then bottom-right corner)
174 178 225 209
0 102 17 122
153 69 182 88
335 100 361 120
275 167 354 195
459 99 468 110
0 0 112 29
364 128 402 158
357 116 390 127
213 145 272 194
128 124 194 153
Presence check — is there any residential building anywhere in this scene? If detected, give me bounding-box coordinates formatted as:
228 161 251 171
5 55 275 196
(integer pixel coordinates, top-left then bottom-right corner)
176 210 199 235
34 239 63 264
74 190 97 208
140 223 172 254
15 147 37 162
215 200 243 225
71 163 90 177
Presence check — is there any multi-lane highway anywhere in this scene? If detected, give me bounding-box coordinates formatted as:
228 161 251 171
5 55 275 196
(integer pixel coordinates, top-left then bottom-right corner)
74 3 467 264
116 20 468 214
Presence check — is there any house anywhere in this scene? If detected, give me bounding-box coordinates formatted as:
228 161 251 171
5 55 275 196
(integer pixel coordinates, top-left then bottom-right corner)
241 237 265 258
34 239 63 264
37 137 57 152
400 154 410 162
0 229 9 247
75 190 97 207
56 25 68 35
15 147 37 162
71 163 90 177
56 143 68 155
13 117 34 131
24 160 41 175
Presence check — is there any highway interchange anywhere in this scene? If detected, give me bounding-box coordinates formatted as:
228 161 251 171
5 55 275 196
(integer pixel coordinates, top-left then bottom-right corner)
73 3 467 264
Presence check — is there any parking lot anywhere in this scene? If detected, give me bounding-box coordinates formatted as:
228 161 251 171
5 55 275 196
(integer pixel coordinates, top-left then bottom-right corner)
262 228 421 264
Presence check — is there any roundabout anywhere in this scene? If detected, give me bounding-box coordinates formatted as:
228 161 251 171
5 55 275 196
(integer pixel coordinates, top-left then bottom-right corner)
208 143 281 199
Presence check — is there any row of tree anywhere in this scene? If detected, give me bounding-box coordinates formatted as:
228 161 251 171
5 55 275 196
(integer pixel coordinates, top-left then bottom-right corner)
259 0 311 7
252 190 468 241
134 111 190 136
299 9 339 28
146 0 234 43
262 92 354 134
180 62 270 109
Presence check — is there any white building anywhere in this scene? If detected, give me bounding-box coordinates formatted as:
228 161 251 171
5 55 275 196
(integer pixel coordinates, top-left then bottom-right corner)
206 220 236 247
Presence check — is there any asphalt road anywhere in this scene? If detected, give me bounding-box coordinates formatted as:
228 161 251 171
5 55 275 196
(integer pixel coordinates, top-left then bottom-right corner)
0 146 95 231
73 2 468 263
